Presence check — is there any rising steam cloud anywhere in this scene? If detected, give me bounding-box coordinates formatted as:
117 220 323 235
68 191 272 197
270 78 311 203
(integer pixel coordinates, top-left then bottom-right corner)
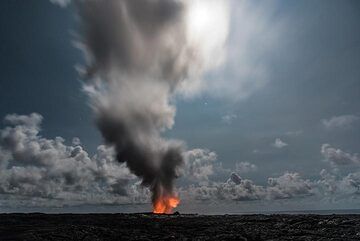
75 0 229 207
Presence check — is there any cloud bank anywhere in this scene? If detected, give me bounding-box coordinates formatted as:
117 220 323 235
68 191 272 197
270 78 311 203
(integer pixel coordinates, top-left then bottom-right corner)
0 113 149 205
0 113 359 208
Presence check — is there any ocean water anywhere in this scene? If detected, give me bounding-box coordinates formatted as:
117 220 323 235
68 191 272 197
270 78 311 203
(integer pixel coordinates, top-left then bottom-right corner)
1 198 360 214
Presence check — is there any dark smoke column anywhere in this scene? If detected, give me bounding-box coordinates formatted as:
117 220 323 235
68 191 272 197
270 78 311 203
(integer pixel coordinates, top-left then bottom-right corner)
75 0 229 213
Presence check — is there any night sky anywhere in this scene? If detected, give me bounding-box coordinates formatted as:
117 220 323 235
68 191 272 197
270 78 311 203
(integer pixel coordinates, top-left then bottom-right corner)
0 0 360 213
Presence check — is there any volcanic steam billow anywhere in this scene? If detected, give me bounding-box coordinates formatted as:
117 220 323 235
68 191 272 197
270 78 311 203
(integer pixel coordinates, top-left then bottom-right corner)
75 0 229 213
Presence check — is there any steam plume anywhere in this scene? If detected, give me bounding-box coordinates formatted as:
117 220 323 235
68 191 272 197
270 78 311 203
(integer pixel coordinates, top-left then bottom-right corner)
75 0 229 208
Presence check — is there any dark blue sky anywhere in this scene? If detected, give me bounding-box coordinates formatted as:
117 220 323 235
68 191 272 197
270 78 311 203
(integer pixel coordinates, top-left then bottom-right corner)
0 0 101 150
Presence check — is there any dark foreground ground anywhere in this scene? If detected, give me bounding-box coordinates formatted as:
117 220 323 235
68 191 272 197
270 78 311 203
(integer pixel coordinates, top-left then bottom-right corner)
1 213 360 241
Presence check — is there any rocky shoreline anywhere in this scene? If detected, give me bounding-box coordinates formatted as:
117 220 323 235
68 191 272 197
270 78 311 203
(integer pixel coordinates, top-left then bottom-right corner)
0 213 359 240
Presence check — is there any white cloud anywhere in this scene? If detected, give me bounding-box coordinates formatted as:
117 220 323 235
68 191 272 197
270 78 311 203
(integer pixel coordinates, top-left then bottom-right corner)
2 114 360 207
235 162 257 174
343 172 360 192
267 172 314 199
322 115 359 130
221 114 237 124
317 169 360 196
72 137 81 146
52 0 283 102
182 172 314 202
317 169 339 195
321 144 359 167
181 147 360 203
272 138 288 149
182 149 217 183
180 145 360 203
183 178 266 201
49 0 71 8
0 113 150 206
194 0 285 101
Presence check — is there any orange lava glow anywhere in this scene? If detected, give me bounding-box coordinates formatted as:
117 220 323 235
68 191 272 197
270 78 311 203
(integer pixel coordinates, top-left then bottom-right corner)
153 196 180 214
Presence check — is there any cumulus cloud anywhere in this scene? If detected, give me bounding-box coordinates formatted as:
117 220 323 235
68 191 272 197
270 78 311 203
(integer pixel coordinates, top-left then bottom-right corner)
321 144 359 167
272 138 288 149
322 115 360 130
72 137 81 146
180 154 316 202
2 115 359 207
183 172 314 202
0 113 150 205
182 149 217 183
180 147 360 203
317 169 360 196
183 176 265 201
343 172 360 193
317 169 339 195
267 172 314 199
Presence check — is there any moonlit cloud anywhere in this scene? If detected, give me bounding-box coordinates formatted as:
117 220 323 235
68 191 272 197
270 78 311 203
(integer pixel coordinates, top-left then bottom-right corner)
0 113 150 205
317 169 339 195
321 144 359 167
343 172 360 192
272 138 288 149
182 171 314 202
182 149 217 183
235 162 257 174
221 114 237 125
317 169 360 196
267 172 314 200
183 178 266 201
322 115 360 130
203 0 285 100
1 114 359 207
50 0 283 102
50 0 71 8
181 151 359 203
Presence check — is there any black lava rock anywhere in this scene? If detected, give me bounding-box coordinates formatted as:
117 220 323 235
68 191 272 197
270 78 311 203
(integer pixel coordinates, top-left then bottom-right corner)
0 213 360 240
